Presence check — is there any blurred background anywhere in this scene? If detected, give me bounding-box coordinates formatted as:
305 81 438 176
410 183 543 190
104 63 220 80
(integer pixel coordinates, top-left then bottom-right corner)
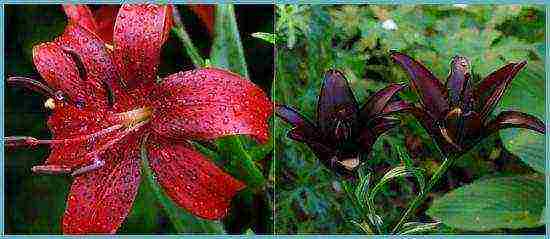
5 4 273 234
274 5 545 234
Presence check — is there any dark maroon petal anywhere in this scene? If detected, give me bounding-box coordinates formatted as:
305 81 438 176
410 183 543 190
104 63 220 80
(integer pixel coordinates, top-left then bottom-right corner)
474 61 527 122
113 4 172 89
358 116 399 155
63 140 141 234
390 51 449 119
146 138 245 220
446 56 471 108
150 68 272 143
275 104 313 128
382 100 414 114
317 69 359 132
487 111 545 135
360 83 405 120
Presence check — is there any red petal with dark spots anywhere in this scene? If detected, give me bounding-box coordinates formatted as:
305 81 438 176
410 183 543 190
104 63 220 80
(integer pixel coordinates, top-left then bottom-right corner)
360 83 405 120
390 51 449 119
146 138 245 220
63 5 98 36
63 139 141 234
93 6 119 44
45 104 118 168
474 61 527 122
113 4 172 89
150 68 272 143
55 23 120 108
33 42 101 108
487 111 545 135
317 70 359 132
188 5 215 35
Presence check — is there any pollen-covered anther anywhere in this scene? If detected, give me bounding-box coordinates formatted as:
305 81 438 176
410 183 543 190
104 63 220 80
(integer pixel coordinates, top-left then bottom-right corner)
44 98 56 109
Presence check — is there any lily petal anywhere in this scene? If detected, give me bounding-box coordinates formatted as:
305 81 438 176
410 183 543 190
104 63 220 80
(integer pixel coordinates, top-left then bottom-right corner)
63 142 141 234
360 83 405 120
275 104 321 140
475 61 527 122
55 23 121 108
382 100 414 114
317 69 360 134
150 68 272 143
188 5 215 35
446 55 471 108
113 4 172 89
63 5 98 36
390 51 449 119
46 104 120 168
358 116 399 157
146 138 245 220
93 6 119 44
487 111 545 135
33 42 101 108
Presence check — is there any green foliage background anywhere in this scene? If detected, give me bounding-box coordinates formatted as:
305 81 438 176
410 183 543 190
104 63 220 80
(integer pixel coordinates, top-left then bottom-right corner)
5 5 274 234
274 5 545 234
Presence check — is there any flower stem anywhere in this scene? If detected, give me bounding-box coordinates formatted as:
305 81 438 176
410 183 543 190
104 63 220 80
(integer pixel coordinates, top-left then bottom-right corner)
172 6 205 68
391 156 454 233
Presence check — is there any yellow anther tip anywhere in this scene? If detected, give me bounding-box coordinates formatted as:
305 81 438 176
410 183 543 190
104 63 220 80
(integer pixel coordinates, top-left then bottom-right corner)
44 98 55 109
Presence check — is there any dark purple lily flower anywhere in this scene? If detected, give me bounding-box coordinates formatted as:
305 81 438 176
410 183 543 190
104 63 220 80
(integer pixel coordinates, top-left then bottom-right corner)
390 51 545 156
276 69 406 176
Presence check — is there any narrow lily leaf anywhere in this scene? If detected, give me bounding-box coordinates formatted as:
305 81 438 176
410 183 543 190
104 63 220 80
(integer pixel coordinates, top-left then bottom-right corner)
210 4 249 79
172 6 205 68
251 32 275 44
139 138 225 234
354 169 372 206
427 175 544 231
351 220 374 234
368 165 426 205
397 221 441 235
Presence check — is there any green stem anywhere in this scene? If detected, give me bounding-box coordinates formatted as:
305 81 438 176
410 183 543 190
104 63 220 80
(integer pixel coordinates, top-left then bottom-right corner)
391 156 454 233
218 137 266 190
172 7 205 68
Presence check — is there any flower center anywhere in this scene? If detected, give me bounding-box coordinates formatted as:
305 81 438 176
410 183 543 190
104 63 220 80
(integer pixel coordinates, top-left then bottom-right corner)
111 107 153 128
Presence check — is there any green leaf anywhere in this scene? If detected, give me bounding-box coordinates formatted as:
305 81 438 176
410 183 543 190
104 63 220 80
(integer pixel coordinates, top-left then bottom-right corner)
368 166 426 204
500 129 545 174
210 4 249 78
427 175 545 231
397 221 441 235
251 32 275 44
139 138 225 234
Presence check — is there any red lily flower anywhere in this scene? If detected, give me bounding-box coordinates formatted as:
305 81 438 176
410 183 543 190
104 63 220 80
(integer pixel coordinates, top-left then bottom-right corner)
6 4 272 234
390 51 545 156
276 69 406 176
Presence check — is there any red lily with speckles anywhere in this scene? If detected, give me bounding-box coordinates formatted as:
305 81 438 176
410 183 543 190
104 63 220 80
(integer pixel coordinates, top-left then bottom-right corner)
5 4 272 234
390 51 545 156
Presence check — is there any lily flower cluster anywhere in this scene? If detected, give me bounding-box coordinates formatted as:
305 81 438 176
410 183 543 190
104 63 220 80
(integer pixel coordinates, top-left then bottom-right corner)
277 51 545 174
6 4 272 234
